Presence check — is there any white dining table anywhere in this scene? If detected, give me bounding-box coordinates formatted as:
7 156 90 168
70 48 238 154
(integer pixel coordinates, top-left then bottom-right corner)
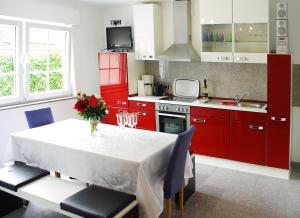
4 119 193 218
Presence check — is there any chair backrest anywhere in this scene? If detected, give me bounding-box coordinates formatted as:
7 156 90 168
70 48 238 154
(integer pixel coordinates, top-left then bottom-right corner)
25 107 54 129
164 126 195 198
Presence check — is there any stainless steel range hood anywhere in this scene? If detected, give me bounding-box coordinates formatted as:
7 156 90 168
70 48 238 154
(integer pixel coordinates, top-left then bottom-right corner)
158 0 200 62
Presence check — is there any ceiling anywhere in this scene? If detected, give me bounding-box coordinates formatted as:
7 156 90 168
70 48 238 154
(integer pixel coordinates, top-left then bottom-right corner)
73 0 169 6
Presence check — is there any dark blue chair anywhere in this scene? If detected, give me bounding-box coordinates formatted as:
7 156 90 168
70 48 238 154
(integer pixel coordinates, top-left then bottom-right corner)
164 126 195 218
25 107 54 129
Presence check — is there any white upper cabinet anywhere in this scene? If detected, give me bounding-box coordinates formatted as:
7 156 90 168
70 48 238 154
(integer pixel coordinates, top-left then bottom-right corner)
233 0 269 23
133 4 162 60
200 0 232 24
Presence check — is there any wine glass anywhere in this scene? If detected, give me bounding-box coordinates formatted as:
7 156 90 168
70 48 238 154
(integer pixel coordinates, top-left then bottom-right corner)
123 111 129 127
116 112 124 128
128 113 135 129
132 113 138 128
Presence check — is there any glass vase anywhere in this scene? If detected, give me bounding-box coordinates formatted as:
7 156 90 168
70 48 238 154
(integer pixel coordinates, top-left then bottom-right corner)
89 118 98 135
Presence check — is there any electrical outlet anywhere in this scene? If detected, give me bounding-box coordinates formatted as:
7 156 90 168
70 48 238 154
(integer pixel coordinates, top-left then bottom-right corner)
110 20 121 26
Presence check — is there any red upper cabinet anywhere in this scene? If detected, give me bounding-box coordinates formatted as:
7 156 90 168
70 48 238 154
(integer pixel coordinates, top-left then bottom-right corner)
98 52 128 92
190 107 230 159
267 54 291 169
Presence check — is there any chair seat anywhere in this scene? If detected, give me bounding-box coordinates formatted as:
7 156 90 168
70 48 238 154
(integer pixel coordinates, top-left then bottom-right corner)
0 163 50 192
60 185 137 218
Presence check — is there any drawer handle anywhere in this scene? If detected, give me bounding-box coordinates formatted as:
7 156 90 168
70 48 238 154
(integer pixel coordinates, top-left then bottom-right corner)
237 57 248 61
137 112 147 116
117 101 127 105
118 110 127 113
271 116 287 122
249 124 264 130
218 56 229 61
137 103 147 107
193 118 206 124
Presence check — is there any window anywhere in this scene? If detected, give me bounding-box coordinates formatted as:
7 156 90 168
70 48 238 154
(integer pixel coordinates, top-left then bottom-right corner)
0 19 71 106
0 21 22 104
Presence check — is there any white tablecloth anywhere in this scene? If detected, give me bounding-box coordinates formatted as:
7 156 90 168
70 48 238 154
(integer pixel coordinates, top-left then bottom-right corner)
4 119 193 218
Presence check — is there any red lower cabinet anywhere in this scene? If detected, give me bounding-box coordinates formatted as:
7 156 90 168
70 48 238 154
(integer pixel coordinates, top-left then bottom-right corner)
191 116 230 159
102 107 128 125
267 122 290 169
129 109 156 131
230 121 266 165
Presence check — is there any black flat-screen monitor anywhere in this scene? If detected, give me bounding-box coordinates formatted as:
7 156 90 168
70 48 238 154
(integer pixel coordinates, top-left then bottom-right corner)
106 26 133 51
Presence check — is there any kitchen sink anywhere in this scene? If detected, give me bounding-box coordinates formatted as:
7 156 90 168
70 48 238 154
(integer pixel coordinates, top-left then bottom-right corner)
236 102 266 109
205 100 266 109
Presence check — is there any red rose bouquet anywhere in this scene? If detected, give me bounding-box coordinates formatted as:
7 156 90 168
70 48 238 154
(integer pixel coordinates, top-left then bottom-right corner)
74 91 108 124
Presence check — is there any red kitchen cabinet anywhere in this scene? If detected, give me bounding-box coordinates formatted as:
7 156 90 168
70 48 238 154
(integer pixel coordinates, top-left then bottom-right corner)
190 107 230 159
128 108 156 131
267 54 291 169
102 107 128 125
129 100 155 111
99 52 129 125
101 88 128 109
230 111 267 165
99 52 128 92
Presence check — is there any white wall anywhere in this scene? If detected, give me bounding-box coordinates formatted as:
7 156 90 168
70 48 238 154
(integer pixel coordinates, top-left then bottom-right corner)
0 0 105 166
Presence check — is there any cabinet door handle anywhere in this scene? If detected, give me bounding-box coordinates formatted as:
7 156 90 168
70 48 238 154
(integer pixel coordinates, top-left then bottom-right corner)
249 124 264 130
193 118 206 124
117 101 127 105
237 57 248 61
218 56 229 61
271 116 287 122
137 103 147 107
137 112 147 116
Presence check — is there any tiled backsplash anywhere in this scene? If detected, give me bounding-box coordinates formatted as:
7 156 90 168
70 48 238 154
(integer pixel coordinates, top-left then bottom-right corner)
145 61 300 107
145 61 267 101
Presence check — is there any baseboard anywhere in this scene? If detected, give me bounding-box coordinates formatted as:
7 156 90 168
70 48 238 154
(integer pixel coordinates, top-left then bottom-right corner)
195 155 290 180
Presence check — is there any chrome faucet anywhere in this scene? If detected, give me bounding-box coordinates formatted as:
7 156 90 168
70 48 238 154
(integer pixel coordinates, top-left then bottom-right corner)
234 93 249 103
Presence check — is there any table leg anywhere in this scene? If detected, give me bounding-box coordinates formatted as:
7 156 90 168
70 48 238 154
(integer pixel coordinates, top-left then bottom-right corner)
165 198 171 218
179 186 184 217
55 172 61 178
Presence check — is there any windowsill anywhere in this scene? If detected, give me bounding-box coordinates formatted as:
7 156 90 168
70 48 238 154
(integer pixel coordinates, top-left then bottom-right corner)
0 96 75 111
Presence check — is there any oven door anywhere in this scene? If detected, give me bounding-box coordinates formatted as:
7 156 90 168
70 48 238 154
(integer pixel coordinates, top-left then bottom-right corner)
156 112 190 134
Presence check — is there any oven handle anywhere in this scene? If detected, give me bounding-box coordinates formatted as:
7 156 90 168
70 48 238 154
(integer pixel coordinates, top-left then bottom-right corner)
157 112 186 119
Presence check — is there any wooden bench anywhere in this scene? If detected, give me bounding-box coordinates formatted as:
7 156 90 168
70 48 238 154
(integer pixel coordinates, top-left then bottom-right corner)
0 163 138 218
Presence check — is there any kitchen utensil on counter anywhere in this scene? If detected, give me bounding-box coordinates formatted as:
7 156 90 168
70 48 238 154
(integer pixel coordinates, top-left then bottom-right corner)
154 82 169 96
142 75 154 96
137 80 146 96
173 78 200 98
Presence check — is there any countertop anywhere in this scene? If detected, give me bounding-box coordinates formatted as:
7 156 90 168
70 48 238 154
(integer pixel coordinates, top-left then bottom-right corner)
128 96 267 113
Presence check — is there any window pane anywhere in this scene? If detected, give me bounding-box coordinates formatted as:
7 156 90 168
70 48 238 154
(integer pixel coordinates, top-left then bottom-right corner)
30 52 47 71
0 51 15 73
29 73 47 93
49 71 63 90
0 74 14 97
49 30 66 51
0 24 16 49
28 27 68 95
49 51 62 71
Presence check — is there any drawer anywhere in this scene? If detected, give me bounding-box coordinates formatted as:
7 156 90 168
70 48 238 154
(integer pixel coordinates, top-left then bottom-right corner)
191 107 229 120
129 100 155 111
128 109 156 131
231 111 267 122
101 89 128 108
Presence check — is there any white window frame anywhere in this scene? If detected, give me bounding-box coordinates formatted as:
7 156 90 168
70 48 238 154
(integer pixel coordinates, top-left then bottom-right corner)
0 19 24 106
24 23 72 101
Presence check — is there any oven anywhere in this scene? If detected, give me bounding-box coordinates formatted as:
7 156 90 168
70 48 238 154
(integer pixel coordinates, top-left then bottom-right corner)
155 103 190 134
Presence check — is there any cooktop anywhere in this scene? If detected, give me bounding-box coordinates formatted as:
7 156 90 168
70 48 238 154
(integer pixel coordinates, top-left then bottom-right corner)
160 96 198 103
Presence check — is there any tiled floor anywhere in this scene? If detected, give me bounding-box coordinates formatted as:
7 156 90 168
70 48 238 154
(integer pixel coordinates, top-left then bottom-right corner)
4 163 300 218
